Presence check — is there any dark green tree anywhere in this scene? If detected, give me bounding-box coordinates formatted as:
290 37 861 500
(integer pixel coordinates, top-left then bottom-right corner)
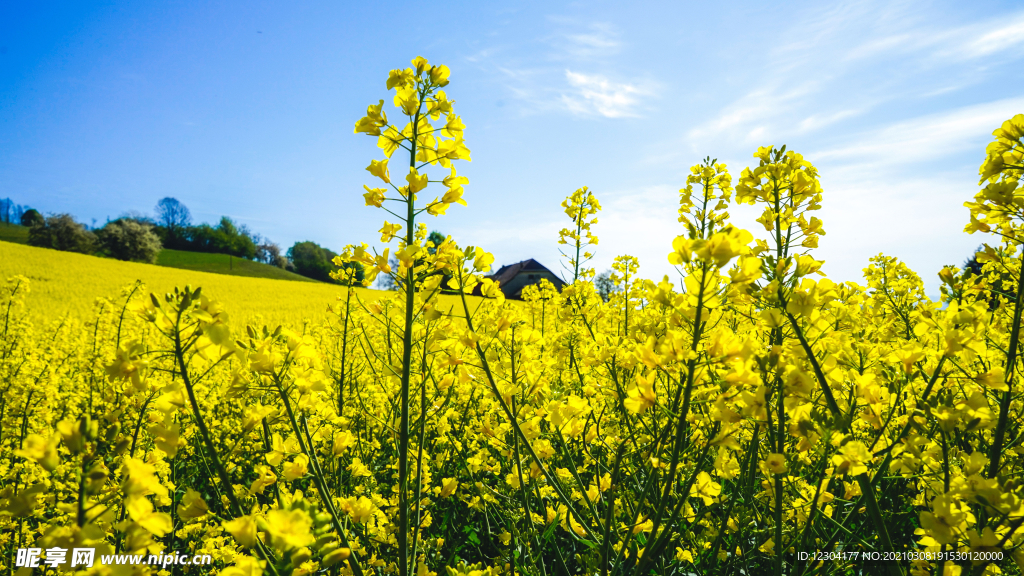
28 213 97 254
20 209 43 228
187 217 257 259
427 230 446 254
98 219 162 263
595 269 617 302
288 241 340 283
155 197 192 247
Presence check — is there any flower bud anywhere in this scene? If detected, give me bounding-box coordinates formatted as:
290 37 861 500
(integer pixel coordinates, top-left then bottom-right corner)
40 452 59 472
322 548 351 567
104 423 121 443
290 547 311 566
314 535 336 548
113 439 131 455
79 416 92 440
87 462 109 481
58 420 84 454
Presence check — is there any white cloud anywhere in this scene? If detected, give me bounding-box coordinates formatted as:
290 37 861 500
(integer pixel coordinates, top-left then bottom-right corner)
549 20 622 60
843 10 1024 63
956 16 1024 59
843 33 918 61
797 98 1021 295
812 97 1024 168
685 81 823 147
684 2 1024 152
797 109 864 133
460 1 1022 299
566 32 619 51
464 18 654 119
464 47 499 63
561 70 647 118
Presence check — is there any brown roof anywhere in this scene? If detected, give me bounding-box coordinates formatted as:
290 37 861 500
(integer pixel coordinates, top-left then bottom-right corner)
480 259 565 299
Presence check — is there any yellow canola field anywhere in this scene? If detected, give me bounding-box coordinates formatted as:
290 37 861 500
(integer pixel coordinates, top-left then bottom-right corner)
3 54 1021 575
0 241 483 327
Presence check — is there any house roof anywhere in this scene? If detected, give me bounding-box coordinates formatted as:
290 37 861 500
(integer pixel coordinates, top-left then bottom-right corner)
490 259 557 283
491 258 546 280
483 259 565 299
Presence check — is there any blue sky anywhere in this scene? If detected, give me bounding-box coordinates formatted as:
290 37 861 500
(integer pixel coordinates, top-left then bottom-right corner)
2 1 1023 296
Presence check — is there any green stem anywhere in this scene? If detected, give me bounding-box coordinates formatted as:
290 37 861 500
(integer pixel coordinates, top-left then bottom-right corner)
456 281 597 541
785 309 902 576
774 376 784 576
172 304 280 576
76 450 88 527
988 261 1024 479
396 87 426 576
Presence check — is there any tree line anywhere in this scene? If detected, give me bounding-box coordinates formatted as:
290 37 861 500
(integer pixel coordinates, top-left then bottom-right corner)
1 197 367 285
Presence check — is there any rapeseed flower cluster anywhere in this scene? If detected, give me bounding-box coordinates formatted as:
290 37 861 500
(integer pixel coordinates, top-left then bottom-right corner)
2 59 1024 576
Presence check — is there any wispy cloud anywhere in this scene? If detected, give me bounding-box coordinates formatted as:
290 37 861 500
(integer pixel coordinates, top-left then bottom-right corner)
685 81 828 149
561 71 648 118
783 98 1022 292
797 109 864 133
464 19 654 119
844 9 1024 63
961 16 1024 58
558 22 621 60
683 2 1024 156
644 1 1024 297
813 97 1024 168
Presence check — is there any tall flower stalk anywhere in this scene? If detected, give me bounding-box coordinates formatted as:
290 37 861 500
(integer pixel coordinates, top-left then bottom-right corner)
350 56 472 576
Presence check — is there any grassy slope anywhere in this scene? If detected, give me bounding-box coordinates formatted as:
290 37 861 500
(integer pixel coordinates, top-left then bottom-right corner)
0 241 488 327
156 248 318 283
0 223 316 283
0 223 29 244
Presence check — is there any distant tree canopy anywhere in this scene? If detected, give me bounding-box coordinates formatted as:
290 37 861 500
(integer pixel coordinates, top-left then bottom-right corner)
289 241 345 283
960 246 1009 311
255 238 288 269
151 199 273 262
98 218 162 263
28 214 97 254
11 195 360 278
595 270 617 302
155 197 192 244
427 230 446 254
374 256 400 290
186 217 257 259
20 209 43 228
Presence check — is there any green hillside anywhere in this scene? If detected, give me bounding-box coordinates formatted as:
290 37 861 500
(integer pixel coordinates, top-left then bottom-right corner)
155 249 319 282
0 224 318 283
0 223 29 244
